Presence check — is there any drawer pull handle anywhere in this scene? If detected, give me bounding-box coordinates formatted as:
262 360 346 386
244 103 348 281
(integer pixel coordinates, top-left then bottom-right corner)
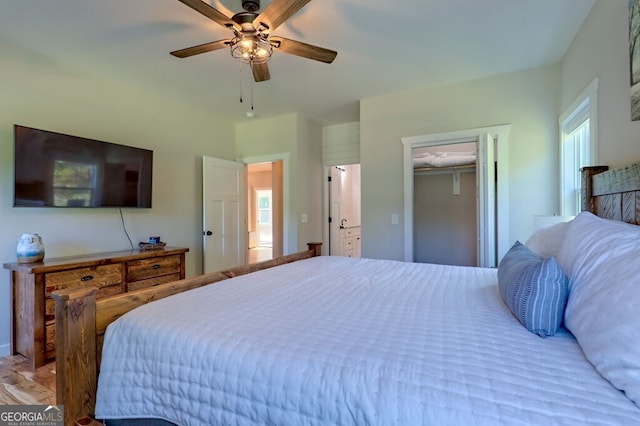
151 264 161 269
81 275 94 282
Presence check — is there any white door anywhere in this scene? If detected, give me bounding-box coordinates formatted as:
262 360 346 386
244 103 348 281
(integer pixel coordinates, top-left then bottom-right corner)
477 133 496 267
202 156 247 273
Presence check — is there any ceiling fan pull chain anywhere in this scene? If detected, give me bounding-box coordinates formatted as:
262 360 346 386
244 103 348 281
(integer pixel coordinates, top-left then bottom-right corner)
251 75 254 111
239 67 244 104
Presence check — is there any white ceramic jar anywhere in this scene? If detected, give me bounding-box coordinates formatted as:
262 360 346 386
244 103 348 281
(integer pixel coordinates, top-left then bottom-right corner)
16 233 45 263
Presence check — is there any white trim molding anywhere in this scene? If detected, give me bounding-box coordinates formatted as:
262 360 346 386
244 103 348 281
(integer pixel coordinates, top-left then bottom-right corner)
402 124 511 264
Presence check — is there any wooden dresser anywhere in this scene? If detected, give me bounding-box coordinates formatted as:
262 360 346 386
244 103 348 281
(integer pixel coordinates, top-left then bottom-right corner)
3 247 189 368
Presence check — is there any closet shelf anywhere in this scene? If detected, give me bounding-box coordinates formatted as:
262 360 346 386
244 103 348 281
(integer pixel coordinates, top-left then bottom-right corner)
413 163 477 174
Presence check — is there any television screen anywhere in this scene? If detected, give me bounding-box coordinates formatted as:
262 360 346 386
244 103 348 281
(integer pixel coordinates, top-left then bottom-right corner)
14 125 153 208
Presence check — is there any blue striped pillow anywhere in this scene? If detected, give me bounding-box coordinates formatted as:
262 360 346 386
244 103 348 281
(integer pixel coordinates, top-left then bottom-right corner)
498 241 569 337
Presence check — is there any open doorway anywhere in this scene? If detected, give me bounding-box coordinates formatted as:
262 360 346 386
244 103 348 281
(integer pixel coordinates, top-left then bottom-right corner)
247 161 283 264
327 164 361 257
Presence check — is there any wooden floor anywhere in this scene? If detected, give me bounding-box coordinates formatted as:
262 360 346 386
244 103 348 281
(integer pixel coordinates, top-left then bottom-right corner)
0 355 55 405
248 246 272 264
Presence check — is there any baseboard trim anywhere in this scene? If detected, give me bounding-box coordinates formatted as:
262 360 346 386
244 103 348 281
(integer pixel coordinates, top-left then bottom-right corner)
0 343 11 358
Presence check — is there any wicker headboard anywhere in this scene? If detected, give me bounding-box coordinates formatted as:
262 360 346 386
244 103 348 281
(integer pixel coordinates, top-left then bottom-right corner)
582 162 640 224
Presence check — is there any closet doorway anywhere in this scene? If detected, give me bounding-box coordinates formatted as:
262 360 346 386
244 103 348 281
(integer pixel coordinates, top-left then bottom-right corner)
413 142 478 266
402 125 510 267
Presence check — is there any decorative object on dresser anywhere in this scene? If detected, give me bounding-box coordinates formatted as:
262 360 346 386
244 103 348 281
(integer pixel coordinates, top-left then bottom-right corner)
3 247 188 368
138 242 167 251
16 233 45 263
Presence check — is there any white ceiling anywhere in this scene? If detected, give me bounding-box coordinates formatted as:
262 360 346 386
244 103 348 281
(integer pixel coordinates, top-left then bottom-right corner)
1 0 595 125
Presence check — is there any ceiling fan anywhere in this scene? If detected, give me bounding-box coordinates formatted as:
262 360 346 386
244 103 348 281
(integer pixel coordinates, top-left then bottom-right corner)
170 0 337 82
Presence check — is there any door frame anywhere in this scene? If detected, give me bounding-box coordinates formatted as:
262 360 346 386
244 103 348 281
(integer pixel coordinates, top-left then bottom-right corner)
326 166 342 256
240 153 290 255
401 124 510 266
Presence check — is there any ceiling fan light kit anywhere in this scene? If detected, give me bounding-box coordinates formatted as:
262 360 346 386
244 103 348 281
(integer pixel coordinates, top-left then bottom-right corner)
230 34 272 64
172 0 337 83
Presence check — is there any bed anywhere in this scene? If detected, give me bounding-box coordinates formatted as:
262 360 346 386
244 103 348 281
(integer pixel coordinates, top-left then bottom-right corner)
53 163 640 425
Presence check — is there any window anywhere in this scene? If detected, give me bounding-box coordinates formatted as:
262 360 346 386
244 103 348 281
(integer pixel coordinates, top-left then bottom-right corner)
559 78 598 216
52 159 97 207
256 189 272 246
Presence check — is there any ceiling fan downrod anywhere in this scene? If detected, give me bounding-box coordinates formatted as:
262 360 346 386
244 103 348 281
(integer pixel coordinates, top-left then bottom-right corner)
242 0 260 13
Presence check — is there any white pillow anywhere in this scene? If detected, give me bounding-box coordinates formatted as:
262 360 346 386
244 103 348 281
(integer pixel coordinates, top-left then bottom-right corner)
557 211 640 406
525 220 571 259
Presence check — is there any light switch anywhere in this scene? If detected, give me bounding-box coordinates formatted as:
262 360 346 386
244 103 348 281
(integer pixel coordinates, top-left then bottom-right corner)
391 214 399 225
301 214 308 223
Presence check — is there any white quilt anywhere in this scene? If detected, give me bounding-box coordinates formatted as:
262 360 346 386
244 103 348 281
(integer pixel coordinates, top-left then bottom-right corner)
95 256 640 425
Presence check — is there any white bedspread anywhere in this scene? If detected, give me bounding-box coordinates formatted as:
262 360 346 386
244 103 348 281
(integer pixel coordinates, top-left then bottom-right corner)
96 256 640 425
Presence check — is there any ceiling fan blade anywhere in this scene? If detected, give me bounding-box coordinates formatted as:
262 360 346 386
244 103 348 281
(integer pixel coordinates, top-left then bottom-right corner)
270 36 337 63
254 0 310 33
251 62 271 82
176 0 239 30
170 39 230 58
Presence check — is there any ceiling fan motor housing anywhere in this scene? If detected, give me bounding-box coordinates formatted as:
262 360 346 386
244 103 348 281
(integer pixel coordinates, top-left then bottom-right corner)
242 0 260 13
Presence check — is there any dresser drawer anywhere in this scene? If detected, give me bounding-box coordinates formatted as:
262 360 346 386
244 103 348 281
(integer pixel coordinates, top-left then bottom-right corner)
345 228 359 237
45 264 123 296
45 283 122 323
343 238 355 251
127 272 181 292
126 255 181 282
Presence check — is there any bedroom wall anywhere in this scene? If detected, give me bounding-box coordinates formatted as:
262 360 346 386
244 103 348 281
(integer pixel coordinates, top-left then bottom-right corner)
360 65 561 261
296 116 324 252
235 113 324 254
561 1 640 167
0 43 235 356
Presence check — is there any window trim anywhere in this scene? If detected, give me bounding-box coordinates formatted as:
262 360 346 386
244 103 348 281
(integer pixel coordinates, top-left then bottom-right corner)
559 78 599 216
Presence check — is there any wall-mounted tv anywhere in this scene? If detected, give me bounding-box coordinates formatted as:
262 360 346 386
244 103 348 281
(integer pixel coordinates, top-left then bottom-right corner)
14 125 153 208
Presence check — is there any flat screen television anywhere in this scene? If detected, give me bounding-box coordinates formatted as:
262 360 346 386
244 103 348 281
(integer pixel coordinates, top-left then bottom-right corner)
13 125 153 208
